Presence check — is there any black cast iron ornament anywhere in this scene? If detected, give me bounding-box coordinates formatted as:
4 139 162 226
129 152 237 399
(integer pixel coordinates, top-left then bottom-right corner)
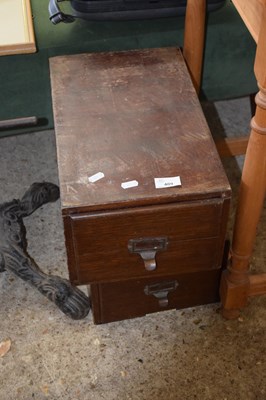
0 182 90 319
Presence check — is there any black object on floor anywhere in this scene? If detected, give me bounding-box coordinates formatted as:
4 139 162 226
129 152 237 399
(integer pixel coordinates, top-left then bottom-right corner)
0 117 38 131
49 0 226 23
0 182 90 320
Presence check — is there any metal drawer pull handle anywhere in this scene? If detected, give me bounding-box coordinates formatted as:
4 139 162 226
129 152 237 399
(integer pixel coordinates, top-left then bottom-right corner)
144 280 178 307
128 237 168 271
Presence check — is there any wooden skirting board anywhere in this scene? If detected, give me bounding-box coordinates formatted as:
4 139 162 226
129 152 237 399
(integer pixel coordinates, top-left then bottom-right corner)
215 136 249 157
249 273 266 297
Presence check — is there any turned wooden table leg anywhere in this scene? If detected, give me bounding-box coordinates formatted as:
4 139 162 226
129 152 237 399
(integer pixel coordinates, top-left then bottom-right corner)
183 0 206 94
220 87 266 319
221 14 266 318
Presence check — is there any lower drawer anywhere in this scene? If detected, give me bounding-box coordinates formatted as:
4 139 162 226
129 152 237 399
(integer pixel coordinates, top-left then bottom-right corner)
90 269 222 324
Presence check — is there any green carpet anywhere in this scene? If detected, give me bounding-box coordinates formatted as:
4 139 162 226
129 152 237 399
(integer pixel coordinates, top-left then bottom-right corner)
0 1 257 137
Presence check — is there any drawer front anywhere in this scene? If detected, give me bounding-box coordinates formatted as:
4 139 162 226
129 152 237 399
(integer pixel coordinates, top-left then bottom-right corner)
90 269 222 324
65 199 225 284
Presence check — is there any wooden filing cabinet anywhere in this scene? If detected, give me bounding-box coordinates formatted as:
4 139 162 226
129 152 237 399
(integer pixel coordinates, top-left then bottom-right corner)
50 47 231 324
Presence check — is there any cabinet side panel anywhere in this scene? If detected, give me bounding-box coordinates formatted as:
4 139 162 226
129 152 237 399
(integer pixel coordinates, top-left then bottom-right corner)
63 215 79 284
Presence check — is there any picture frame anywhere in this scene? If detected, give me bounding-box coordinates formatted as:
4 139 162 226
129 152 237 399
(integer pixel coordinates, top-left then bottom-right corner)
0 0 36 56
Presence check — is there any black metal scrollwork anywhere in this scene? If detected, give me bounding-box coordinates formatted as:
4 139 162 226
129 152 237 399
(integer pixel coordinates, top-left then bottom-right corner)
0 182 90 320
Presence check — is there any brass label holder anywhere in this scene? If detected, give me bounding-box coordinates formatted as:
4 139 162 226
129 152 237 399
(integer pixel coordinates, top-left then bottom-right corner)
127 236 168 271
144 280 178 307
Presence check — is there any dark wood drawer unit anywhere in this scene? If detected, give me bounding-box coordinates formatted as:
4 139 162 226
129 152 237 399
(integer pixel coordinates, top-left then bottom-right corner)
50 48 231 323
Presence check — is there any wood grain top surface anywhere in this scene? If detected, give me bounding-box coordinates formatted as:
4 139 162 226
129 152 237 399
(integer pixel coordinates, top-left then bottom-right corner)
50 48 230 213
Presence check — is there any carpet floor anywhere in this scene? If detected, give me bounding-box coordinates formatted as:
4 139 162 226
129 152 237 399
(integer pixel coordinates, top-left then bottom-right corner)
0 97 265 400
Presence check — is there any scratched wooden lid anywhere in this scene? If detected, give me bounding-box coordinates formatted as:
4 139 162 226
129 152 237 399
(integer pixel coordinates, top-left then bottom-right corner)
49 48 230 214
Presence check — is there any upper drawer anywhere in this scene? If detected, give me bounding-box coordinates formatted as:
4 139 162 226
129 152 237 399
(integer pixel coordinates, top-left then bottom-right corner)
67 199 225 283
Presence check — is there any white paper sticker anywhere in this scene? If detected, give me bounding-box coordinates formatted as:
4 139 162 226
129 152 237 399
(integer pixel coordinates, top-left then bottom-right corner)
88 172 105 183
154 176 181 189
121 180 139 189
